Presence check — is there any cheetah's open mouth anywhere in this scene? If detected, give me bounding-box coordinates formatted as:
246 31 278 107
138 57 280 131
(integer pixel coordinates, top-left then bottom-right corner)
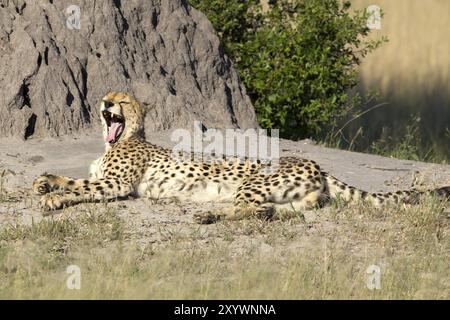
103 110 125 144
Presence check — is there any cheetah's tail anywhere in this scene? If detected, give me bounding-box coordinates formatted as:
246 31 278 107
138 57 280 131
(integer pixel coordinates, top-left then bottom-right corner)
321 171 450 206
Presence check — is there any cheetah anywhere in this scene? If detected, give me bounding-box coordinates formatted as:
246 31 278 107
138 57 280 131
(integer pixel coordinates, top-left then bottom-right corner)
32 92 450 223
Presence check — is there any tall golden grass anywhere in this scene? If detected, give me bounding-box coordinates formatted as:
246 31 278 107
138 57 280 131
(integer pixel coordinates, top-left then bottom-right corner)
353 0 449 98
345 0 450 160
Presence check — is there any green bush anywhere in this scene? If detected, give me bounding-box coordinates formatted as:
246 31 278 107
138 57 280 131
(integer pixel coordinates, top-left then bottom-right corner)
190 0 385 138
189 0 261 55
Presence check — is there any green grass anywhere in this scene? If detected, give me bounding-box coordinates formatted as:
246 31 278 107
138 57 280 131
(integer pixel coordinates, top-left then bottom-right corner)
0 195 448 299
324 114 449 164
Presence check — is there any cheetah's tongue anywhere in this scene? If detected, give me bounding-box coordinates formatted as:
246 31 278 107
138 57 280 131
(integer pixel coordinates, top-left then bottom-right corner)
106 122 124 143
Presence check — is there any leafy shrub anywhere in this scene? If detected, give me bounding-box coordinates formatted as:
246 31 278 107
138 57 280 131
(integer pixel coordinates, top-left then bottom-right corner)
190 0 385 138
189 0 261 55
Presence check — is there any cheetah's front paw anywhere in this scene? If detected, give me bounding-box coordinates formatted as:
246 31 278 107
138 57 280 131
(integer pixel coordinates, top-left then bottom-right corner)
32 175 52 195
39 193 64 211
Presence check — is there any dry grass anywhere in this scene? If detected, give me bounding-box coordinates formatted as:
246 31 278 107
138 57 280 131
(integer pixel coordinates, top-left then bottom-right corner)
0 196 448 299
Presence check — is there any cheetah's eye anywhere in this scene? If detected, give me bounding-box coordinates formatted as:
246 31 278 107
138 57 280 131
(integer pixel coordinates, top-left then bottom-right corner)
104 101 114 109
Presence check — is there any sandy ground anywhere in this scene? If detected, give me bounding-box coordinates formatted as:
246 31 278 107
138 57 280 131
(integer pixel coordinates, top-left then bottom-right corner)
0 129 449 247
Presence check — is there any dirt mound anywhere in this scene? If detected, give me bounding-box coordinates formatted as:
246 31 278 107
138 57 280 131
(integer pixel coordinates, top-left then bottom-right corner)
0 0 257 139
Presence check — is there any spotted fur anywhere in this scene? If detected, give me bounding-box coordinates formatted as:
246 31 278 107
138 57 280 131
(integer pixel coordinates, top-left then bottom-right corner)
32 92 450 223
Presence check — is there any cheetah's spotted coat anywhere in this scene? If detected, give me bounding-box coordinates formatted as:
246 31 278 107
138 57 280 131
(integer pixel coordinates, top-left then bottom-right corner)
32 92 450 223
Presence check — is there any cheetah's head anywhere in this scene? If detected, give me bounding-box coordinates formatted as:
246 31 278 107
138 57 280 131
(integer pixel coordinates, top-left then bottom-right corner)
100 92 145 147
